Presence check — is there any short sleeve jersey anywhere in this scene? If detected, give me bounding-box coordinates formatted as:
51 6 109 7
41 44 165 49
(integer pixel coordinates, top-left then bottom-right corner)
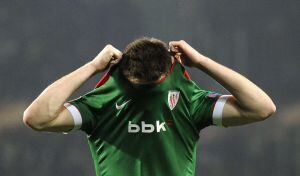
65 61 226 176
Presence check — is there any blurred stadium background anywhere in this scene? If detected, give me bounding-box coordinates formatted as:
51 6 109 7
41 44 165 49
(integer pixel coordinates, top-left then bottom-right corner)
0 0 299 175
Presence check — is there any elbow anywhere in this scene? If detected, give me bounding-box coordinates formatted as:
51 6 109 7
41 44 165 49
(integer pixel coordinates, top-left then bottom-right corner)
257 102 277 120
23 108 47 131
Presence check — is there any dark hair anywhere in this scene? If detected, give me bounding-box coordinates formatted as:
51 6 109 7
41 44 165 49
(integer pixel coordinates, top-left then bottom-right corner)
120 37 172 83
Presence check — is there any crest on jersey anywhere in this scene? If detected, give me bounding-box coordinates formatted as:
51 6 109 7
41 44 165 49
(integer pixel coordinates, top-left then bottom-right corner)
168 90 180 110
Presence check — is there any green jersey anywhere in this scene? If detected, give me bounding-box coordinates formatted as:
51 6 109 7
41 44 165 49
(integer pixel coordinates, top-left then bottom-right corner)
65 61 225 176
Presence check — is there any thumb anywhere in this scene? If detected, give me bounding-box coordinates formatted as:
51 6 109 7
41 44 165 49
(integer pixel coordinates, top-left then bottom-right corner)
169 40 182 48
169 40 180 46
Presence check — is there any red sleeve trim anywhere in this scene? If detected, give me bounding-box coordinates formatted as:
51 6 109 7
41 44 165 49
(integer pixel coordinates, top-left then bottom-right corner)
94 72 110 88
184 70 191 80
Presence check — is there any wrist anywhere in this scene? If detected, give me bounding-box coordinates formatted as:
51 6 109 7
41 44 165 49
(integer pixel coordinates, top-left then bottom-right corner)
195 55 211 69
86 61 101 73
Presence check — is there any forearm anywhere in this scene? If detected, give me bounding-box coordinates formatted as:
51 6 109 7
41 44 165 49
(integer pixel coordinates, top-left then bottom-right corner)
195 54 276 117
23 44 122 131
24 61 97 126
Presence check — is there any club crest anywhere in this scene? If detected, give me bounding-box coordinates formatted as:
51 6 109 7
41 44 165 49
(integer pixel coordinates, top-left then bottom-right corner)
168 90 180 110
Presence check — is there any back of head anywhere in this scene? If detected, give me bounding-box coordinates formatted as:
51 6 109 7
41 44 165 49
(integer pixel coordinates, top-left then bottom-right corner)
120 37 172 83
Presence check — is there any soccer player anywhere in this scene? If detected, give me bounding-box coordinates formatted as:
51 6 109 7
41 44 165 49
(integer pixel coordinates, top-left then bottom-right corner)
23 38 276 176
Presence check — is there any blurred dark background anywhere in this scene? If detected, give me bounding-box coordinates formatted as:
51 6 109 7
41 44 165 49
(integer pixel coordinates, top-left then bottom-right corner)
0 0 299 175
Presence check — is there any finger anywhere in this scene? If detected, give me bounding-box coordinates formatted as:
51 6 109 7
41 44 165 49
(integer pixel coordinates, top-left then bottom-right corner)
169 41 182 48
177 57 182 64
110 60 117 64
175 55 182 60
170 46 179 53
110 57 122 64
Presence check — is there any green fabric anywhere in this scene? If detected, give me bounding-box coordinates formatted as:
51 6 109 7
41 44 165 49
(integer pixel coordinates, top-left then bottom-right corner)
69 61 221 176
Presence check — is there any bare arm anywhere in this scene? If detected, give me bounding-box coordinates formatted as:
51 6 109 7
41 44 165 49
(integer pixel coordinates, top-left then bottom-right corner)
23 45 122 132
169 40 276 127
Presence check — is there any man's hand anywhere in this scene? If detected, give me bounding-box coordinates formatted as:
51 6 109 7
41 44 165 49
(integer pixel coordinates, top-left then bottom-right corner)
23 44 122 132
169 40 204 67
169 39 276 127
90 44 123 72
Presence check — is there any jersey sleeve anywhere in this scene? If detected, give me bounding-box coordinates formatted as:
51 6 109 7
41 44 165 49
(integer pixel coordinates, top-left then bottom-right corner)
190 88 230 131
64 93 99 134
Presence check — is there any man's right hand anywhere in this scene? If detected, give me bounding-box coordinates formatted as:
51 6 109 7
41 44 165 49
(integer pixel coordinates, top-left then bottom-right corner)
90 44 123 72
23 44 122 132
